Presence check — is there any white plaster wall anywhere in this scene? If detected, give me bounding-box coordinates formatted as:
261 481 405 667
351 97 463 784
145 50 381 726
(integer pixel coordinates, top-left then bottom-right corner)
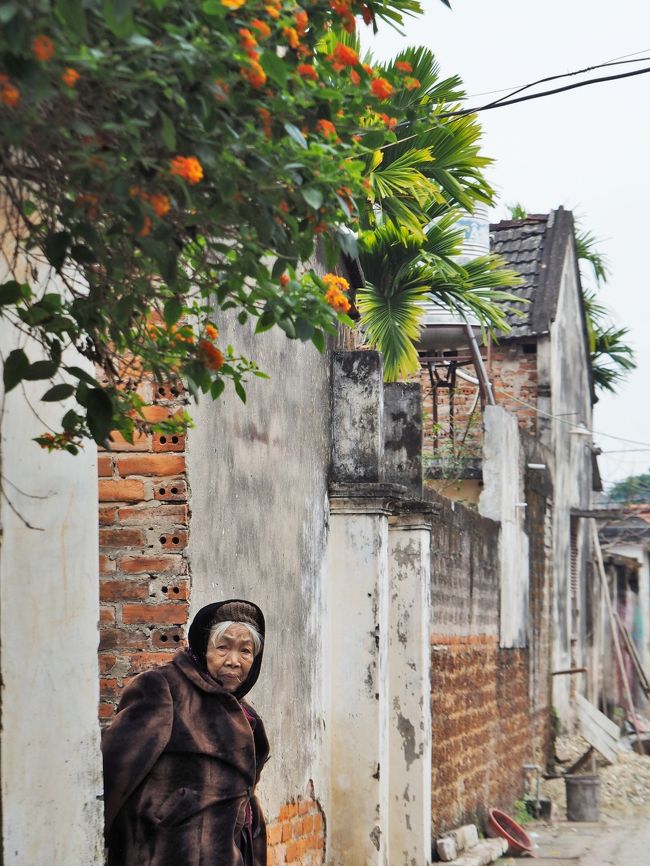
186 318 331 817
548 246 593 722
0 322 103 865
479 405 529 648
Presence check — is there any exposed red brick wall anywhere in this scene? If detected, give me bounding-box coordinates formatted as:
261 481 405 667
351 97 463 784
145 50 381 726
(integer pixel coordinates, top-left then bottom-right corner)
430 635 531 836
420 343 539 460
266 798 325 866
98 384 190 721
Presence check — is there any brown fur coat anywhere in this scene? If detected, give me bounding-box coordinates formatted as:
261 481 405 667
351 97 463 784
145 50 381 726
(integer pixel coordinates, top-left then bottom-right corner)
102 648 270 866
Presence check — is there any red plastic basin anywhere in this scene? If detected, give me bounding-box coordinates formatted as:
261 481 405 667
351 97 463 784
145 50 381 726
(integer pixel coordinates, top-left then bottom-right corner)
486 807 535 857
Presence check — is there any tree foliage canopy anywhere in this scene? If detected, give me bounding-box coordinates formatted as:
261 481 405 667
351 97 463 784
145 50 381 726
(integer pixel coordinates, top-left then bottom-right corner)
0 0 510 450
608 469 650 504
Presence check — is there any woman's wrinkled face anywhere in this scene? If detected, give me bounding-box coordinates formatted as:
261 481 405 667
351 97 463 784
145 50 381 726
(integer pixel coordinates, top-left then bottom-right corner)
206 624 255 691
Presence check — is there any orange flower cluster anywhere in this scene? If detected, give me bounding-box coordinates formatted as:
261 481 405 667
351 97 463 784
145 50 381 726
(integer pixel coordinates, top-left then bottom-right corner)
131 187 172 218
370 77 393 101
395 61 413 73
280 274 290 287
170 155 204 185
239 27 258 56
350 68 361 85
330 42 359 71
265 0 281 17
316 118 337 140
297 63 318 81
380 113 397 129
404 76 421 91
205 323 219 340
199 340 224 371
295 9 308 35
241 58 267 89
283 26 300 49
32 35 55 62
251 18 271 38
329 0 355 33
323 273 351 313
258 106 272 139
221 0 246 8
61 67 80 88
0 74 20 108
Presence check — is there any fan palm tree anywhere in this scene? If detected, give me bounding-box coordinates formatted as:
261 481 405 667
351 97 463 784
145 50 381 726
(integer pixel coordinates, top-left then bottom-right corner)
353 45 521 380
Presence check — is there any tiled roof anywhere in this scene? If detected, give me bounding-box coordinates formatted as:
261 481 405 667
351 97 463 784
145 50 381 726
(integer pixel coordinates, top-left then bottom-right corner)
490 214 549 339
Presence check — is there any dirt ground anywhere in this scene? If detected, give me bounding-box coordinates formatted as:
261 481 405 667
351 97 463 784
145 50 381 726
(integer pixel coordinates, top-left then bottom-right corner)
497 734 650 865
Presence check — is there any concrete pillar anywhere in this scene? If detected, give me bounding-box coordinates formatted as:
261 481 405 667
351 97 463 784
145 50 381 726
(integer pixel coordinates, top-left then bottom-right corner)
331 351 384 483
383 383 423 500
388 508 433 866
327 492 391 866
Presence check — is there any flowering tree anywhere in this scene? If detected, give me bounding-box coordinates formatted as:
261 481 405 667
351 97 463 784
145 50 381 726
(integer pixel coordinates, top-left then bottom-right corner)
0 0 499 453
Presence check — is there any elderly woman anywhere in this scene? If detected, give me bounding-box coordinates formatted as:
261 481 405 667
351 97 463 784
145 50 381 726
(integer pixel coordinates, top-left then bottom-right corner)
102 599 269 866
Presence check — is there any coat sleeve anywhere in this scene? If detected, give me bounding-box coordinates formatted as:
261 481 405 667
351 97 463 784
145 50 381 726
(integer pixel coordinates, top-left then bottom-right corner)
101 670 174 833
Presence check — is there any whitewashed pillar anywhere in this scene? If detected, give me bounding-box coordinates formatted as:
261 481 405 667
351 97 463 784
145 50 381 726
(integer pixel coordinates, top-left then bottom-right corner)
388 507 433 866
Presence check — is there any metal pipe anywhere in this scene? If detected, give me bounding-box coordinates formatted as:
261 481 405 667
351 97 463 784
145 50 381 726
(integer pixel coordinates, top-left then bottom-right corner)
551 667 588 676
465 323 495 405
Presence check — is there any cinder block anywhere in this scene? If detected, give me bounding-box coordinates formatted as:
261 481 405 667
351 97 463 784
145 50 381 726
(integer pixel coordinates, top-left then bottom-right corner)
436 837 458 861
448 824 479 853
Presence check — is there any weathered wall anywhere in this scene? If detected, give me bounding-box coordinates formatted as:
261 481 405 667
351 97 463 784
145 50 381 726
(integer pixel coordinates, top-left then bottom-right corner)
427 491 537 836
186 316 331 853
0 320 103 864
547 244 593 724
480 405 529 648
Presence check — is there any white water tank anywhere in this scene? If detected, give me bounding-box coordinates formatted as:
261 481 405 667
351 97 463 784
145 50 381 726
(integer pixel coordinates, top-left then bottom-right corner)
417 203 491 351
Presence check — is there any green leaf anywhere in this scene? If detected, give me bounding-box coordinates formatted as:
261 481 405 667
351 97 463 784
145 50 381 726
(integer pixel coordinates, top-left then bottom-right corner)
237 311 248 325
55 0 88 39
0 280 23 306
160 113 176 151
301 187 324 210
164 297 183 327
255 309 275 333
295 318 314 341
86 387 115 445
284 123 307 150
70 244 97 265
0 2 19 25
261 51 288 88
24 360 59 380
234 380 247 403
3 348 29 392
210 378 225 399
44 231 71 272
42 383 75 402
312 329 326 352
65 365 99 386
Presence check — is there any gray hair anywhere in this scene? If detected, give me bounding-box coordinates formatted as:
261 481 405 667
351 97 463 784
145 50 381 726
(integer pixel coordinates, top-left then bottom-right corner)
208 620 263 656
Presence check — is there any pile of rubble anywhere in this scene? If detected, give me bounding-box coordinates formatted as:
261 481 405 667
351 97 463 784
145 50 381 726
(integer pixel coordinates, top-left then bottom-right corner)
541 734 650 818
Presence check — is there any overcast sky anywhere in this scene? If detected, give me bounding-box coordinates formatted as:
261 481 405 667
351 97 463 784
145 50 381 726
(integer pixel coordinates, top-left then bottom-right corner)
364 0 650 487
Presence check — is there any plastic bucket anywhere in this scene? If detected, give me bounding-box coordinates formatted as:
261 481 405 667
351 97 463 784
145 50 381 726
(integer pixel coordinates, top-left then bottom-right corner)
564 775 601 822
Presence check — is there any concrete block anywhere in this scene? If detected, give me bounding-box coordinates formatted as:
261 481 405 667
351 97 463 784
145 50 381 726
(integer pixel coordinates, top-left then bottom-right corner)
448 824 479 853
436 836 458 861
442 838 507 866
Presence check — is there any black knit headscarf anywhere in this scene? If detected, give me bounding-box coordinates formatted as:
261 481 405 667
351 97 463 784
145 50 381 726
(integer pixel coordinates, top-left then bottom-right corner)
187 599 265 698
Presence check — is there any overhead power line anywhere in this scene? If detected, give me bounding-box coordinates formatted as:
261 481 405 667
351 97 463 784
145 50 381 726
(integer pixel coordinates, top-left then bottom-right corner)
440 63 650 119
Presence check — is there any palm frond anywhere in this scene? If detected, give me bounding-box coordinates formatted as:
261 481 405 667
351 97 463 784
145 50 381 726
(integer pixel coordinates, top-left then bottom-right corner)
575 227 609 285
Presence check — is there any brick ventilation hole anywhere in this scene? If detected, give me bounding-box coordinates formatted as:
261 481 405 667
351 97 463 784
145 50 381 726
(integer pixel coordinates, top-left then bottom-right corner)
98 379 190 722
266 797 325 866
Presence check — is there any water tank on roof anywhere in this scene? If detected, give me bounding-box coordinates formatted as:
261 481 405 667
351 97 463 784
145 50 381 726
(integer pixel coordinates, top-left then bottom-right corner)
417 203 491 352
